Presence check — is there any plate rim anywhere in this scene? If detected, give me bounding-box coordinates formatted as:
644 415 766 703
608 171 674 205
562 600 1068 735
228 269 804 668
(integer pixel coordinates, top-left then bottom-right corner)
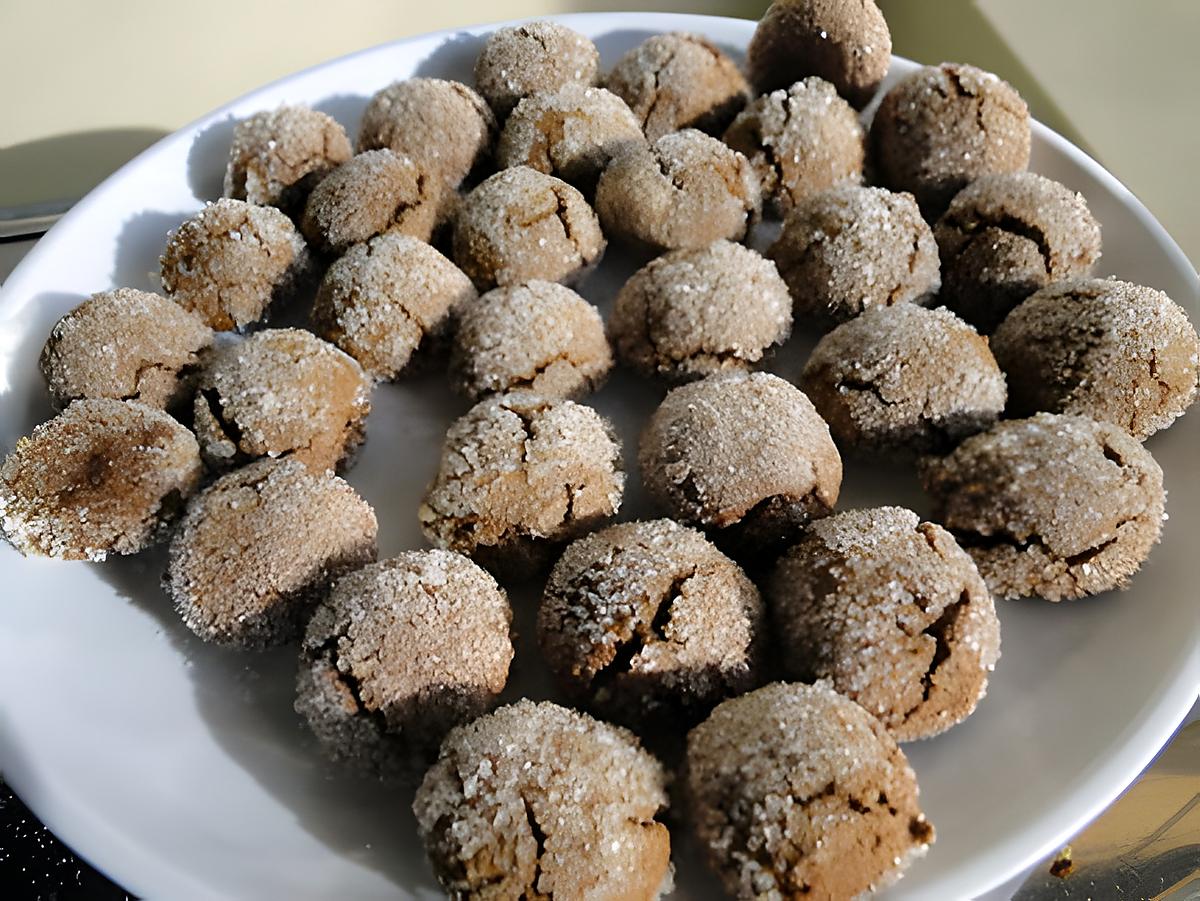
0 12 1197 900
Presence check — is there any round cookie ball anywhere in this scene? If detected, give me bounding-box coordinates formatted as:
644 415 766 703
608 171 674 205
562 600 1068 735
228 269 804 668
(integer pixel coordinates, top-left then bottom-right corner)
223 105 352 213
357 78 496 190
474 21 600 119
449 280 611 401
312 233 477 381
595 130 761 253
935 173 1102 332
992 278 1200 440
0 399 202 561
160 198 312 332
920 413 1165 601
193 328 371 473
301 149 442 253
609 240 792 383
419 393 624 576
414 700 670 900
605 32 750 141
296 550 513 780
639 372 842 559
538 518 765 732
768 185 940 327
166 457 378 648
766 507 1000 741
800 303 1006 455
747 0 892 107
452 166 605 291
39 288 213 411
722 76 864 216
870 63 1031 216
496 84 644 194
686 682 933 899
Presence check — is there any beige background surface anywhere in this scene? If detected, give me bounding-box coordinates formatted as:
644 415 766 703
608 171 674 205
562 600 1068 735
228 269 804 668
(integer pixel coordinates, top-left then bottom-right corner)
0 0 1196 261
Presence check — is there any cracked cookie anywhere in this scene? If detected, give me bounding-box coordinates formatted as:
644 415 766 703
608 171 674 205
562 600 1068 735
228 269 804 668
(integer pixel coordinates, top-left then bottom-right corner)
223 105 352 214
40 288 213 411
609 240 792 383
357 78 496 191
166 457 377 648
538 518 765 733
870 63 1031 216
746 0 892 108
595 130 761 253
800 303 1006 455
639 372 841 560
452 166 606 291
686 681 933 899
300 149 443 253
766 507 1000 741
192 328 371 473
474 21 600 119
160 198 312 331
496 84 644 195
418 392 624 578
722 76 864 216
992 278 1200 440
311 233 476 381
0 399 201 561
768 185 940 328
605 32 750 141
296 549 513 780
413 699 671 900
935 172 1102 332
920 413 1165 601
450 280 611 401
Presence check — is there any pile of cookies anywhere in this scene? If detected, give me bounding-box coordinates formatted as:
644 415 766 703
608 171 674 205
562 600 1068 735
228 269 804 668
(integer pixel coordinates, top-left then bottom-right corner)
3 1 1198 897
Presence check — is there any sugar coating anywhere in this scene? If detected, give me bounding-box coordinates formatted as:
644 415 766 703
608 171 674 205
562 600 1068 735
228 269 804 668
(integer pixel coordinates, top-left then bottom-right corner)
605 32 750 141
685 682 932 899
312 232 477 381
296 550 513 780
920 413 1165 601
639 372 842 558
413 699 671 899
723 76 864 216
768 184 940 327
539 518 765 731
595 130 761 254
497 84 644 194
419 393 624 577
992 278 1200 440
166 457 377 648
160 198 311 331
222 105 352 213
870 63 1031 216
450 280 612 401
300 149 442 254
0 399 201 561
192 328 371 474
747 0 893 107
766 507 1000 741
452 166 605 291
800 303 1006 455
357 78 496 190
610 240 792 383
474 21 601 119
935 172 1102 332
39 288 213 411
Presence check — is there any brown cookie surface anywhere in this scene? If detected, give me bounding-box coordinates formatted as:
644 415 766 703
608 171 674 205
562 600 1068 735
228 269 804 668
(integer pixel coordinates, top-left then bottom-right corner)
474 21 600 119
920 413 1165 601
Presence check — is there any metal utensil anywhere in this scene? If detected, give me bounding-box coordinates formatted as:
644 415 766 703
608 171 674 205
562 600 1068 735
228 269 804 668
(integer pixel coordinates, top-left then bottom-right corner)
0 200 72 239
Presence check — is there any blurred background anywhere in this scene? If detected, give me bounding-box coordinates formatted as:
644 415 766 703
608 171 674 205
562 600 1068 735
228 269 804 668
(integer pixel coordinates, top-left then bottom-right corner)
0 1 1196 261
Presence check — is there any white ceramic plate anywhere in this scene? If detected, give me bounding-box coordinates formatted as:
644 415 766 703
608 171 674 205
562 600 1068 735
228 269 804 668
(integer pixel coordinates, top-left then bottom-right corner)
0 13 1197 900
